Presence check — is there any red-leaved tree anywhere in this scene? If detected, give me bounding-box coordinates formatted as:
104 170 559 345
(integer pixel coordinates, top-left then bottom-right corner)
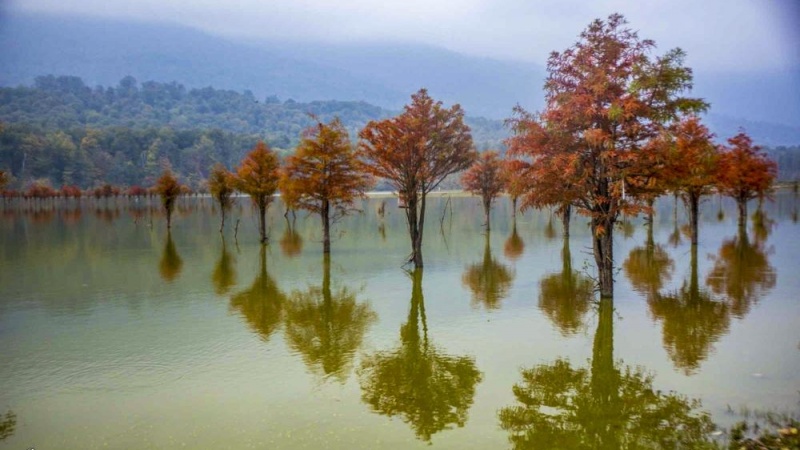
359 89 475 268
461 150 505 231
717 131 777 229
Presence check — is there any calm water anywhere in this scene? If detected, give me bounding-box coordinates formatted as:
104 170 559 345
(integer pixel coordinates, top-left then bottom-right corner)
1 193 798 449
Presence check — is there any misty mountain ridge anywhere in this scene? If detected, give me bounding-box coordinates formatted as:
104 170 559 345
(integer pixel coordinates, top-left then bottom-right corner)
0 13 799 145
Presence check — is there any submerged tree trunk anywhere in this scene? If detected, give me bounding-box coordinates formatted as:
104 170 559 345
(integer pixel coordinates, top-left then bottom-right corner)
258 196 268 244
561 204 571 238
483 197 491 231
592 217 615 299
322 199 331 254
737 197 747 230
688 192 700 246
219 203 226 233
511 196 518 220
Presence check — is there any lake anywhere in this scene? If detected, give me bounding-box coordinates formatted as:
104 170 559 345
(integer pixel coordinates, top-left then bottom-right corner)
1 192 798 449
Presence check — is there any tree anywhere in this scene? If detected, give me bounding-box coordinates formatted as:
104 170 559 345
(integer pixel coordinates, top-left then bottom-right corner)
283 118 373 253
154 170 181 229
0 170 8 191
359 89 475 268
207 162 235 233
660 116 720 246
717 132 777 229
358 269 483 442
502 157 528 221
506 14 706 298
235 141 280 244
461 150 505 231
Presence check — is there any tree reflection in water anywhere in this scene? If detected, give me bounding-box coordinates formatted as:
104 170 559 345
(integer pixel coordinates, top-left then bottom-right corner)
539 238 593 336
623 223 674 299
359 269 483 442
159 231 183 282
229 247 286 342
279 217 303 258
504 221 525 262
499 298 717 449
649 245 730 375
0 410 16 441
462 234 515 310
707 224 776 318
284 255 376 382
211 238 236 295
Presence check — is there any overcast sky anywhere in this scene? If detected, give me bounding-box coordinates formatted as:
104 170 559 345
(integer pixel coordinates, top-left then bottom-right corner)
6 0 799 72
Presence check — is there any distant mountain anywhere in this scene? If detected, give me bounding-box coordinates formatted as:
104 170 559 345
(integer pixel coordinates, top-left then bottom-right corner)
0 13 544 119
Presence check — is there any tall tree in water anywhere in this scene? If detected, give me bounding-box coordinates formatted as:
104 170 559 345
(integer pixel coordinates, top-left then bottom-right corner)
502 158 528 221
283 118 373 254
506 14 706 297
154 170 181 229
235 142 280 244
717 132 777 229
208 163 236 233
660 116 720 246
461 150 505 231
359 89 475 268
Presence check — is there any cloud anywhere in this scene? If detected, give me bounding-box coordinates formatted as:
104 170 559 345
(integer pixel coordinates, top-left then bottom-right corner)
6 0 799 71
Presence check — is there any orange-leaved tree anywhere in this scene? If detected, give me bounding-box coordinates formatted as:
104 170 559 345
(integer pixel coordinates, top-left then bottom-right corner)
660 116 720 246
155 170 182 229
283 117 373 253
507 14 707 298
235 141 280 244
717 131 777 229
359 89 475 268
502 157 528 221
461 150 505 231
208 162 236 233
506 110 583 237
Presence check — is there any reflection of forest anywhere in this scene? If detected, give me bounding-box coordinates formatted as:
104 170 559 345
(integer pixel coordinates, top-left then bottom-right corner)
707 222 776 318
229 247 286 342
159 232 183 282
359 269 483 442
648 245 730 375
499 298 717 449
284 255 376 382
462 234 514 310
538 238 593 336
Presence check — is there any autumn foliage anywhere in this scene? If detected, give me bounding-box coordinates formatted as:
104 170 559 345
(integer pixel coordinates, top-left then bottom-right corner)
717 132 777 228
154 170 182 229
235 141 280 244
507 14 706 297
359 89 475 267
283 117 373 253
208 162 236 232
461 150 505 230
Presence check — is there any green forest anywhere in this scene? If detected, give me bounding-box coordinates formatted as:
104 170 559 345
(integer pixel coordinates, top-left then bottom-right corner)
0 75 796 190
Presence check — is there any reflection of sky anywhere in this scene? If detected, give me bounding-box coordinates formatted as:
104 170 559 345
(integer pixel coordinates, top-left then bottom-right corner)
0 193 798 447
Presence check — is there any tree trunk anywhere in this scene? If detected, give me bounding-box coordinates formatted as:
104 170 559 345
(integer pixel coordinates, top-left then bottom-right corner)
258 196 267 244
404 190 421 268
511 196 518 220
737 197 747 230
689 192 699 246
166 209 172 229
413 193 427 268
322 198 331 254
561 204 571 238
592 217 615 299
483 198 491 231
219 204 226 233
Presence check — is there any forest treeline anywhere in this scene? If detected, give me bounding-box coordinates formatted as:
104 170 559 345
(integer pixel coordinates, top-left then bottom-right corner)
0 75 505 189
